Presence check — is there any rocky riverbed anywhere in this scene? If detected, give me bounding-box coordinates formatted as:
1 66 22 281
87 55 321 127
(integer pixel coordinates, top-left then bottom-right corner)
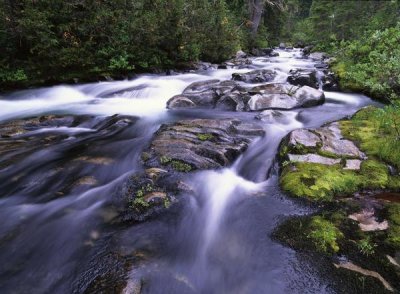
0 47 398 294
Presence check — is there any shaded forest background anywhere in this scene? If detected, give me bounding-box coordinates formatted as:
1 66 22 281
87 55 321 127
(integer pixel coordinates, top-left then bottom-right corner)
0 0 399 98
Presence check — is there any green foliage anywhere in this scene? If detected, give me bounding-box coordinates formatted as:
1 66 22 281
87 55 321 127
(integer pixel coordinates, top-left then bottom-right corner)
308 216 343 253
280 0 399 50
0 0 245 89
357 236 377 256
333 23 400 101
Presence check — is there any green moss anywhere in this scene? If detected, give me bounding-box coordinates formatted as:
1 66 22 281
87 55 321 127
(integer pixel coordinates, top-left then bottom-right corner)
132 197 150 209
196 133 214 141
340 107 400 169
159 155 192 172
386 203 400 249
170 160 192 172
141 152 150 162
160 155 172 165
280 106 400 201
280 159 395 201
308 216 344 253
281 163 358 201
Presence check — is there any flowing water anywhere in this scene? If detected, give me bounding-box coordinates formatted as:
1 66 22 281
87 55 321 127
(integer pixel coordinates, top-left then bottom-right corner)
0 49 379 293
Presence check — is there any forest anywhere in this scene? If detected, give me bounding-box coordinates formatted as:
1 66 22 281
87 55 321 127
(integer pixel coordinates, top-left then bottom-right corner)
1 0 398 98
0 1 400 293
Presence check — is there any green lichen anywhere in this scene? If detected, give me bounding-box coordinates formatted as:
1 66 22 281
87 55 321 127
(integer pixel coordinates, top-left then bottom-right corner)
196 133 214 141
308 216 344 253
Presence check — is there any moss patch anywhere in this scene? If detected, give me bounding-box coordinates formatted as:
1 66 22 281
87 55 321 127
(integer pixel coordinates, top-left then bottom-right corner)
308 216 344 253
386 203 400 249
340 107 400 169
196 133 214 141
280 159 393 201
159 156 192 173
280 107 400 201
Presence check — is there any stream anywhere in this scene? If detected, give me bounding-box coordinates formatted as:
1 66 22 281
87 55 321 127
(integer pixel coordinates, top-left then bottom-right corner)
0 49 379 293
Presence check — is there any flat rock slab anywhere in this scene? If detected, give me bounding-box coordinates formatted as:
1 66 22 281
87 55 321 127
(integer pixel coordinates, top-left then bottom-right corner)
143 118 265 171
288 154 341 165
349 209 389 232
316 122 366 159
288 129 321 148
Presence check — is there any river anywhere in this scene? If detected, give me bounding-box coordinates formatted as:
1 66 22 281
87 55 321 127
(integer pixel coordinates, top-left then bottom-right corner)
0 49 379 293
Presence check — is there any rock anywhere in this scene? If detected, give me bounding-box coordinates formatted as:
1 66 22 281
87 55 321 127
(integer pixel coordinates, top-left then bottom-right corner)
287 129 321 148
215 92 249 111
269 52 279 57
287 69 318 89
321 70 339 91
279 43 286 49
344 159 362 170
349 209 389 232
302 45 313 56
288 154 341 165
143 119 265 171
143 191 167 203
309 52 327 61
286 46 293 50
292 86 325 107
316 122 366 159
183 79 220 93
315 63 328 69
333 262 394 292
232 69 277 83
236 50 247 59
167 95 196 109
167 80 244 110
255 110 286 123
247 84 325 110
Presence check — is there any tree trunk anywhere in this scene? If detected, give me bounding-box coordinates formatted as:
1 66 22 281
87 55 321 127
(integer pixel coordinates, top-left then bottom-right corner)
249 0 264 36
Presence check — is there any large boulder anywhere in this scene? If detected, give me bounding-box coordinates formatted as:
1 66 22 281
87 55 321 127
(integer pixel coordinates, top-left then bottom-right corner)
287 69 318 89
232 69 277 83
247 84 325 110
183 79 220 93
167 80 241 110
142 119 265 171
309 52 327 61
